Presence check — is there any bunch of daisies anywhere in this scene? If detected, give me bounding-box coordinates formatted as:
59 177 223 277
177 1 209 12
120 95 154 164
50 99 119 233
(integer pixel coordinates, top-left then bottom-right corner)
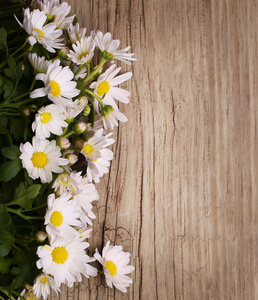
1 0 136 299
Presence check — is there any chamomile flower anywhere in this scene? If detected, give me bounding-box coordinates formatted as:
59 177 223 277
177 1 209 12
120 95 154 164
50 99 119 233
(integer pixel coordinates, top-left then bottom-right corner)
90 64 132 110
35 0 74 29
30 63 80 107
32 104 68 139
68 22 87 44
44 193 81 242
33 273 60 300
94 241 134 293
101 105 128 130
28 53 50 74
16 8 64 53
19 137 68 183
81 129 115 160
52 171 99 226
36 238 93 287
67 36 95 65
93 31 136 65
87 148 114 183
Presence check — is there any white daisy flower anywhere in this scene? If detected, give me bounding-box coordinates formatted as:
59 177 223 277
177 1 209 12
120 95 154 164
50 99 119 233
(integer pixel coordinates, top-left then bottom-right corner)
90 64 132 111
81 129 115 160
15 8 64 53
34 0 74 29
36 238 93 287
52 172 78 196
68 22 87 44
94 240 135 293
30 63 80 107
93 31 136 65
67 36 95 65
44 193 81 242
32 104 68 139
19 137 68 183
100 105 128 130
87 148 113 183
52 171 99 226
33 273 60 300
28 53 50 74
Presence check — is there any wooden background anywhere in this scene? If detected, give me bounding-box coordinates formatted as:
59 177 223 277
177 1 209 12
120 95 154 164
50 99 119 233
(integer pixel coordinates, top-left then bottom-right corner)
53 0 258 299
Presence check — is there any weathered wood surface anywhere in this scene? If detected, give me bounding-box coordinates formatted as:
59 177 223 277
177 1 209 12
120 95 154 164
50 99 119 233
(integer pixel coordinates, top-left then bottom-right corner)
53 0 258 299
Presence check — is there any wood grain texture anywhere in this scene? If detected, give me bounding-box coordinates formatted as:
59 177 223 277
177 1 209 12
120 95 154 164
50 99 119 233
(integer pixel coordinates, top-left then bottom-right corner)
52 0 258 299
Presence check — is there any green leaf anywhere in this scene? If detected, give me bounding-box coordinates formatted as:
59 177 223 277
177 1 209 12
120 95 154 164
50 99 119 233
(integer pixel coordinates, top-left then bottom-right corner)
2 145 20 160
0 204 11 228
10 117 29 142
0 257 12 274
4 56 17 81
0 160 21 182
8 182 41 209
0 27 7 53
3 77 14 99
0 227 15 257
9 263 32 290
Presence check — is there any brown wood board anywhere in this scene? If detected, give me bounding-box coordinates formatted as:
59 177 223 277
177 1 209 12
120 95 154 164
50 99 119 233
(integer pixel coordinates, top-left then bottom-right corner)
50 0 258 299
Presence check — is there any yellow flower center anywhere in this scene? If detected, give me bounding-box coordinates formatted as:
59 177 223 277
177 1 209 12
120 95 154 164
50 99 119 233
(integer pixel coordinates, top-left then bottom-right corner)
50 211 63 227
51 246 68 264
105 260 117 276
80 52 89 60
31 152 48 168
33 28 44 37
40 112 51 123
49 80 61 97
97 81 110 97
83 144 93 155
39 276 48 283
93 159 97 162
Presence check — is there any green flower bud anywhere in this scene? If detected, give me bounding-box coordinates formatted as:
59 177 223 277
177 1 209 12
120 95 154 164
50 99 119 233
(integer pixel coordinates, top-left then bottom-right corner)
83 105 91 116
101 105 114 117
36 231 48 243
74 122 87 134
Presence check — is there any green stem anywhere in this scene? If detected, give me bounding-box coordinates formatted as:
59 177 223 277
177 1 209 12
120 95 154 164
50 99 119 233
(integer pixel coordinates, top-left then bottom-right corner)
74 64 84 76
85 89 104 107
0 290 16 300
7 78 36 103
62 130 75 139
7 208 44 221
84 58 106 85
22 202 47 212
11 39 27 57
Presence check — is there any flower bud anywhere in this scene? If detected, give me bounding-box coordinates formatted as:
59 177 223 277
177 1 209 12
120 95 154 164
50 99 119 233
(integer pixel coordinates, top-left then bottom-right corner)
58 137 71 149
36 231 48 243
29 104 38 112
79 96 88 106
23 108 30 116
100 105 114 117
74 121 87 134
24 290 39 300
83 105 91 116
67 154 78 165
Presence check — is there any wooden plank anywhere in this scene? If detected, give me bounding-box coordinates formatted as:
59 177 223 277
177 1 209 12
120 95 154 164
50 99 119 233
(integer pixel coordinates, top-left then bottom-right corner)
51 0 258 299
